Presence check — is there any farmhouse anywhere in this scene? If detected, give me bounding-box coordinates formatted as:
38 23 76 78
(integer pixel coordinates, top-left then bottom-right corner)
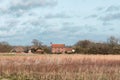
11 46 44 54
11 46 25 53
36 48 44 54
65 48 75 53
30 46 44 54
51 44 75 53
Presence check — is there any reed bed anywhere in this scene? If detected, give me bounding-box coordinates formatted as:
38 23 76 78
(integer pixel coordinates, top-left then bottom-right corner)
0 54 120 80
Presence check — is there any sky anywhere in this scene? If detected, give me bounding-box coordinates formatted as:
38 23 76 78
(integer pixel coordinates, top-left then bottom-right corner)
0 0 120 46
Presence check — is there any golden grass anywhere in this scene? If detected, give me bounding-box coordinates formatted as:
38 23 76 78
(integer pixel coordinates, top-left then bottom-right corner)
0 54 120 80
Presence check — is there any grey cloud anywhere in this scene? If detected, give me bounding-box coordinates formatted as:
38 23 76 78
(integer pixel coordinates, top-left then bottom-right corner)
62 23 98 34
45 13 71 19
0 18 18 31
29 19 43 26
0 27 17 37
83 25 98 32
96 7 105 11
85 14 98 19
9 0 57 11
0 27 10 31
0 0 57 15
105 5 120 12
24 17 49 28
0 13 52 38
62 22 74 26
99 13 120 21
95 5 120 26
109 28 115 31
96 5 120 12
102 22 112 26
0 18 29 37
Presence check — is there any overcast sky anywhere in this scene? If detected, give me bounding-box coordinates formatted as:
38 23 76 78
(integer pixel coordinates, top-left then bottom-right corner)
0 0 120 45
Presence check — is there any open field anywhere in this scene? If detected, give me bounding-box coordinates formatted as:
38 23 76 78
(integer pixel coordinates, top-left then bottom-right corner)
0 54 120 80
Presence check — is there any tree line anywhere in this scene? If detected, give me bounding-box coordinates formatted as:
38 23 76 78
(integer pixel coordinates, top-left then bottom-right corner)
74 36 120 54
0 36 120 54
0 42 13 53
0 39 51 53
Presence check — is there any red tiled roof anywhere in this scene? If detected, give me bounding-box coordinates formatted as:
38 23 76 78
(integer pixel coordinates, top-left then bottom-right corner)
51 44 65 48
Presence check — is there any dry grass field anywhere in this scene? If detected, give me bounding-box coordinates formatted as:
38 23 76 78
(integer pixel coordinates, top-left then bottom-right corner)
0 54 120 80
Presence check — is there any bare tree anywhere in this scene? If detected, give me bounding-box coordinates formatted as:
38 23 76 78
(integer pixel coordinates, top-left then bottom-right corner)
32 39 42 47
75 40 93 48
107 36 119 47
0 41 13 52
